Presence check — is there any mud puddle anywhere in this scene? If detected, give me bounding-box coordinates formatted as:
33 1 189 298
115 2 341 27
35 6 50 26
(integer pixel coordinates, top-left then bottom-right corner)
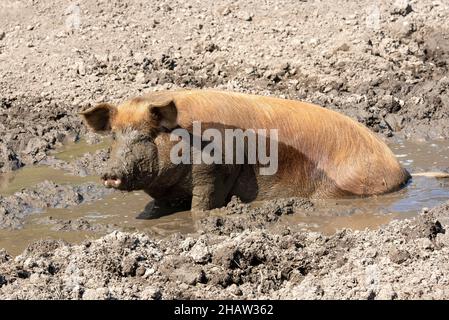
0 192 196 256
0 166 97 195
1 139 449 255
51 137 111 162
0 137 111 195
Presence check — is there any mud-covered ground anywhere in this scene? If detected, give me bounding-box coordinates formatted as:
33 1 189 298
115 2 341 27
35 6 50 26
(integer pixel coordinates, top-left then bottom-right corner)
1 0 449 299
1 199 449 299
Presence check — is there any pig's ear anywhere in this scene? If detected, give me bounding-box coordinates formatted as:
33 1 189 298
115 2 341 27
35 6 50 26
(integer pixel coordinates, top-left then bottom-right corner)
78 103 116 132
148 99 178 131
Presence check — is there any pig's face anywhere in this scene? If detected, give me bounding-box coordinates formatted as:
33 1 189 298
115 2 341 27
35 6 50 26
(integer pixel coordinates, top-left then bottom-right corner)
102 128 158 190
79 97 178 191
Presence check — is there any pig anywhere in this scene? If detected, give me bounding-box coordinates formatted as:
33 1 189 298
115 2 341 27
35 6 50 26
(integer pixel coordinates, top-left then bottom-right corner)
79 89 411 211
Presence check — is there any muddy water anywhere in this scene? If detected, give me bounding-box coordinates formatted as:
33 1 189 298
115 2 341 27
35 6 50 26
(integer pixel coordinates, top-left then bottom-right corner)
0 139 449 255
51 137 112 162
0 166 97 195
0 192 196 256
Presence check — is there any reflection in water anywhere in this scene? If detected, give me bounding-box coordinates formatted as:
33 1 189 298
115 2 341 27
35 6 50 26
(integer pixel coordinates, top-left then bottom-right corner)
0 139 449 255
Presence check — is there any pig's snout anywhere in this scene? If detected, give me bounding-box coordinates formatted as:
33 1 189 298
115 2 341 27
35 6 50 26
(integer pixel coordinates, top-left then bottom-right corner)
103 178 122 188
101 173 123 189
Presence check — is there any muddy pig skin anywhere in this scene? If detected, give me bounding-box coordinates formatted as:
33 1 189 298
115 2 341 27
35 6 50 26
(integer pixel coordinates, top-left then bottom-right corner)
79 89 411 211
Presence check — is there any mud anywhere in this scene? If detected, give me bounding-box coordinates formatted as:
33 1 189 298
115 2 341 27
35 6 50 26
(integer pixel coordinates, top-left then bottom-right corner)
0 180 113 230
0 203 448 299
0 166 97 195
42 142 110 177
1 0 449 299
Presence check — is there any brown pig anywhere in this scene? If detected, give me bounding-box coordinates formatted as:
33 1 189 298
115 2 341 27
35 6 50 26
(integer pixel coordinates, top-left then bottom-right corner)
79 90 411 211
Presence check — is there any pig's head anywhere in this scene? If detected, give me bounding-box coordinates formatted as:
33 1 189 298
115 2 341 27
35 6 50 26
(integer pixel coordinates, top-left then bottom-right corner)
79 97 178 191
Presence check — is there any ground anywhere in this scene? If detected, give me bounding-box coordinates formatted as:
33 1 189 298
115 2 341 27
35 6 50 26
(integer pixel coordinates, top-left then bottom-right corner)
1 0 449 299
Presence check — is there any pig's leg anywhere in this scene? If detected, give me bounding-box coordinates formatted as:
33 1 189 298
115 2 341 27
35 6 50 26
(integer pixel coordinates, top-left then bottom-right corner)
144 184 191 211
191 164 238 211
228 164 259 202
